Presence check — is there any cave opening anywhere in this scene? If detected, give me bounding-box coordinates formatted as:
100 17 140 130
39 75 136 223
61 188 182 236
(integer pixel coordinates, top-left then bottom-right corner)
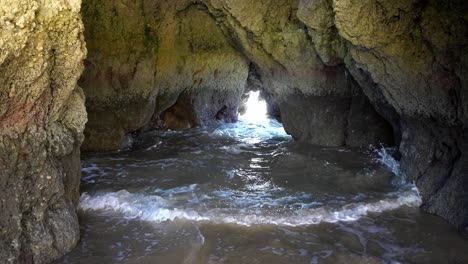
62 4 466 259
239 91 268 124
3 0 467 263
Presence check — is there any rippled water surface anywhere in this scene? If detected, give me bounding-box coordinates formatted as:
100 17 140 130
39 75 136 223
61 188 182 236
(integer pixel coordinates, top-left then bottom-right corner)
57 93 468 263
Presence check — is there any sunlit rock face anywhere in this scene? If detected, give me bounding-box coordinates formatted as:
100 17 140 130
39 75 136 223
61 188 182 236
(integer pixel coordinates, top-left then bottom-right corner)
0 0 87 263
79 0 468 236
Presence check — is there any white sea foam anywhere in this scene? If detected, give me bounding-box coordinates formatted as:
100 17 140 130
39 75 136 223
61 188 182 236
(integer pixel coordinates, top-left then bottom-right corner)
80 190 207 222
153 184 198 196
211 91 290 144
220 145 244 154
78 93 422 230
373 147 407 186
212 120 289 144
374 147 400 176
79 187 421 226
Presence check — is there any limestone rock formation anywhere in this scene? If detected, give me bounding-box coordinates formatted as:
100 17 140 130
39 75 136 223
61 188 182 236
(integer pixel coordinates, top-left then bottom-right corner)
79 0 159 151
80 0 468 237
153 3 248 130
2 1 466 263
80 0 248 151
81 0 392 150
203 0 392 146
330 0 468 235
0 0 87 263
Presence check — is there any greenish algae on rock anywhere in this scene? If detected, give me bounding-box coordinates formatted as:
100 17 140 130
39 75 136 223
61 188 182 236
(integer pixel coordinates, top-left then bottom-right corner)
80 0 468 237
2 1 467 263
81 0 392 150
0 0 87 263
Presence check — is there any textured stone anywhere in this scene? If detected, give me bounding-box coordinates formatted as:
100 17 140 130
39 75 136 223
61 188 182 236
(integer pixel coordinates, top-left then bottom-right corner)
297 0 346 66
331 0 468 233
2 0 468 262
80 0 248 150
78 0 467 238
0 0 87 263
153 3 248 130
80 0 395 150
79 0 159 151
204 0 393 147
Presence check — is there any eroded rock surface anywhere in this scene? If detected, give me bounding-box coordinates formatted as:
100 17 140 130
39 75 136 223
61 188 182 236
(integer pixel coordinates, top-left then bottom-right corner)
80 1 248 150
1 0 466 262
80 0 468 236
81 0 392 149
202 0 391 146
0 0 87 263
154 3 248 130
330 0 468 234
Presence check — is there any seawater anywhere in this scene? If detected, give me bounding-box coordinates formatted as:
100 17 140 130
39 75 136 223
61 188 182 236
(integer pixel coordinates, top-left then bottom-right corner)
57 92 468 264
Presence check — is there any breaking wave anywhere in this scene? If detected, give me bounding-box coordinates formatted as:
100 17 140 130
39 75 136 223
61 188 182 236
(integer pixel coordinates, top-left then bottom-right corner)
79 187 421 226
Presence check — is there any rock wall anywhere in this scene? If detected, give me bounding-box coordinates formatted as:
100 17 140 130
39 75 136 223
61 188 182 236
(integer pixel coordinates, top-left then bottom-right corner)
0 0 466 262
202 0 393 146
0 0 87 263
81 0 392 150
80 0 248 151
79 0 159 151
80 0 468 236
153 3 248 130
330 0 468 235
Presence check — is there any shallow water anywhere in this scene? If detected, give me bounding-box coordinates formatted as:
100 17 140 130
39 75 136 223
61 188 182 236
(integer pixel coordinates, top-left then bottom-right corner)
57 92 468 263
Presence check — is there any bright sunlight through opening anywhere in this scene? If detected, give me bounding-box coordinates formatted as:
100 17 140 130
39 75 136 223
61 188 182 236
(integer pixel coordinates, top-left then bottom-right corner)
239 91 268 124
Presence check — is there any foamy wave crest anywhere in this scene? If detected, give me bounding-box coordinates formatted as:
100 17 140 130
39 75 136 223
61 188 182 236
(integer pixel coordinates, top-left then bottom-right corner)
372 146 407 187
212 119 289 144
375 148 400 175
79 188 421 226
209 91 290 144
79 191 207 222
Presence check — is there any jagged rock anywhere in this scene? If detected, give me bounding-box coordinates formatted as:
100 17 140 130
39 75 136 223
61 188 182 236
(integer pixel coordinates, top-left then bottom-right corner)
2 2 465 263
80 0 248 150
202 0 394 147
332 0 468 233
153 3 248 130
79 0 160 151
297 0 346 66
0 0 87 263
278 69 393 147
78 0 467 236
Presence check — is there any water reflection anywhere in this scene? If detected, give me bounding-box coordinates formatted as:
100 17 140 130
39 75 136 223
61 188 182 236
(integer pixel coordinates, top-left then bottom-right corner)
55 93 468 264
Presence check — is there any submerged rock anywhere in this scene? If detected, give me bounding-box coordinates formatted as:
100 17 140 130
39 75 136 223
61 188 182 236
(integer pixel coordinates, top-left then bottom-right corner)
0 0 87 263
